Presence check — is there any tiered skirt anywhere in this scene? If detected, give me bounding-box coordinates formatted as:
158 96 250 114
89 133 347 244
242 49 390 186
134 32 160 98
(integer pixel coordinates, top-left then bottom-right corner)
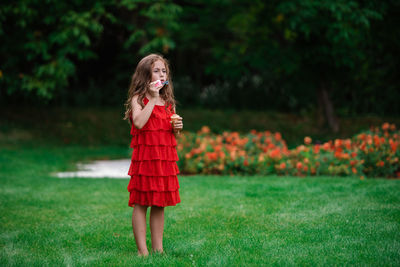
127 112 180 207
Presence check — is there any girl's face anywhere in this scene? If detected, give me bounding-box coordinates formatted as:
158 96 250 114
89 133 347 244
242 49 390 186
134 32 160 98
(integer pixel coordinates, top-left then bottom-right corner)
151 60 167 83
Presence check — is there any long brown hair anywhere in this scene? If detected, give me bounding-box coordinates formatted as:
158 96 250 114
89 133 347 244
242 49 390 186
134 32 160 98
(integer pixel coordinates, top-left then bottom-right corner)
123 53 177 125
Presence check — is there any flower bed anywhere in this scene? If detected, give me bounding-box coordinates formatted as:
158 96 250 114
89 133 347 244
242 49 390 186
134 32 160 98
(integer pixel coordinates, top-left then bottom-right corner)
176 123 400 178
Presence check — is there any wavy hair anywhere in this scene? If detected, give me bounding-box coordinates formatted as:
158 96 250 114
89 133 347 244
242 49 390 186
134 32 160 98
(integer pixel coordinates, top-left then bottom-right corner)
123 53 177 125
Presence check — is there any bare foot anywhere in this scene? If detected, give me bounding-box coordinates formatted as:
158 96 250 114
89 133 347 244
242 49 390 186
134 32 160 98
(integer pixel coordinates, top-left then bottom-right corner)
137 251 149 257
151 248 164 255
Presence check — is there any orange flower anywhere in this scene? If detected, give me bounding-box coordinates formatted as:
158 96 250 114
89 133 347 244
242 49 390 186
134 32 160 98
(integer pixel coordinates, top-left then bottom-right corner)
296 162 303 170
238 150 246 157
390 124 396 131
218 163 225 171
366 135 372 145
297 145 306 152
351 152 357 158
274 132 282 141
352 167 357 174
304 158 309 164
334 139 342 148
373 135 381 147
269 148 281 159
303 165 308 172
310 167 316 174
244 159 249 166
192 148 203 155
304 136 312 145
360 142 366 152
334 148 343 159
344 139 351 150
267 143 276 150
205 152 218 161
382 122 390 131
201 126 210 134
313 145 320 154
214 145 222 152
380 137 385 144
376 161 384 167
185 153 192 159
322 142 331 151
279 162 286 169
341 153 350 160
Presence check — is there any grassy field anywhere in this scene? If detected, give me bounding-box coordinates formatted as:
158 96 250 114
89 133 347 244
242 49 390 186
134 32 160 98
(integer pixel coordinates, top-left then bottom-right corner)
1 144 400 266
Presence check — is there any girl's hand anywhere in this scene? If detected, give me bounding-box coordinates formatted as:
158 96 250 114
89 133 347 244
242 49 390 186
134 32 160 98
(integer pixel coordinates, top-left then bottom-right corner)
148 80 163 98
170 115 183 133
173 120 183 131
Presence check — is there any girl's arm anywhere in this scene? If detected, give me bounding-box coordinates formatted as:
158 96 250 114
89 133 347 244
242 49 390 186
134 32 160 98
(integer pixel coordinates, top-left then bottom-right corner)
172 107 181 138
131 95 158 129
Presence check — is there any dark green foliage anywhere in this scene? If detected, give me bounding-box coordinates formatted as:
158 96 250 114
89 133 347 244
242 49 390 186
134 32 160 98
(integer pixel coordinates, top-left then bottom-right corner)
0 0 399 116
0 0 181 103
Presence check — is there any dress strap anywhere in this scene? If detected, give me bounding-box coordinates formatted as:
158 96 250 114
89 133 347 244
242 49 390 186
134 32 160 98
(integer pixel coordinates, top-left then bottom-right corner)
143 96 150 105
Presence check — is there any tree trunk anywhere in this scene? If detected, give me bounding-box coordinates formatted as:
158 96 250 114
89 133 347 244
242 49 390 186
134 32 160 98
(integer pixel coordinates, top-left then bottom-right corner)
317 82 340 133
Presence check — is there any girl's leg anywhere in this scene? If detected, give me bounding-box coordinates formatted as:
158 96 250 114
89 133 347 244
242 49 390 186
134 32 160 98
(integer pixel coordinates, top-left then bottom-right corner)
150 206 165 253
132 204 149 256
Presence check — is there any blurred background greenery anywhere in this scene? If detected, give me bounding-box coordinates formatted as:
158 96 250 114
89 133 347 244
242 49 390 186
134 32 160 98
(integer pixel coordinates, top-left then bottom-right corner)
1 0 399 145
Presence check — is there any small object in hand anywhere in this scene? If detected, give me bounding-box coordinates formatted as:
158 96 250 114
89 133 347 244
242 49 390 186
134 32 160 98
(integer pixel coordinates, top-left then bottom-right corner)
170 114 182 134
153 80 169 87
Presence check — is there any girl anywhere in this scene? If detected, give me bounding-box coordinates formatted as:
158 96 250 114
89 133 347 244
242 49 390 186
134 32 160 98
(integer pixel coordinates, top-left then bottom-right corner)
123 54 183 256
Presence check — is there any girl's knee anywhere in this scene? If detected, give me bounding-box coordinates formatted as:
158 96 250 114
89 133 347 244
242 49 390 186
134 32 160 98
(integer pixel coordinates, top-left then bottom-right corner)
135 204 149 210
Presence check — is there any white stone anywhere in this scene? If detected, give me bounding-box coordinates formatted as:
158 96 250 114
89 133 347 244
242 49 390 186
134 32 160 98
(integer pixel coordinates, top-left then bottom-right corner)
55 159 131 179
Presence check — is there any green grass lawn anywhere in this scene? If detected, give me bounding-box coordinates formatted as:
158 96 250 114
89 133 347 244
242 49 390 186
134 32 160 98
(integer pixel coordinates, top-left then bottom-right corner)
1 144 400 266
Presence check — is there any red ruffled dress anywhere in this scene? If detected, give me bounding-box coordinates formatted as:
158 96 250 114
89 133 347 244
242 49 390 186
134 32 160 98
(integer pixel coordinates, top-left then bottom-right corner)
127 96 181 207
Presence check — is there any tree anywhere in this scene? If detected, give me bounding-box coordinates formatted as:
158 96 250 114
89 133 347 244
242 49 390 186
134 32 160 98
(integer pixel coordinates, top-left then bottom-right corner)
0 0 181 101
